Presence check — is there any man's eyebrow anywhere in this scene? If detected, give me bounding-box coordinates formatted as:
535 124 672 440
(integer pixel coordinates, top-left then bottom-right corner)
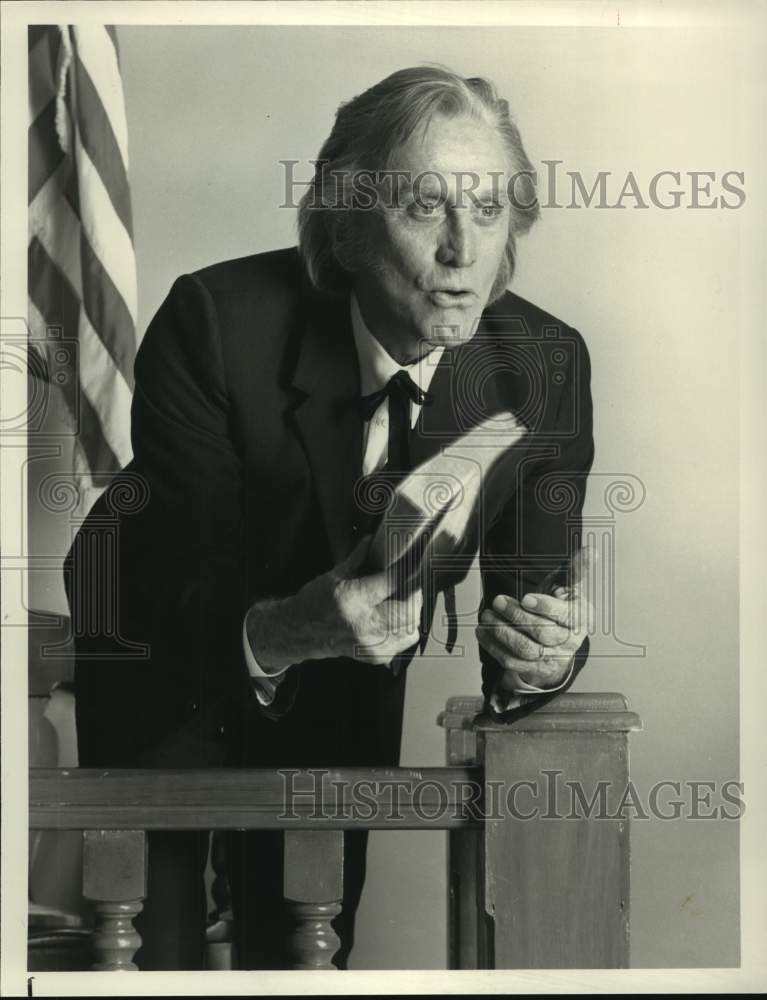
472 182 509 201
414 181 446 197
455 180 511 206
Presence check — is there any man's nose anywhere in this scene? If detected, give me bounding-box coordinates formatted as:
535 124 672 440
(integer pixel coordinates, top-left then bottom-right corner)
436 210 476 268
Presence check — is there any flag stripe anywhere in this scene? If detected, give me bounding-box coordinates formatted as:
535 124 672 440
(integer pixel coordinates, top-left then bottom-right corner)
27 296 73 404
28 237 84 428
28 242 123 472
24 305 52 383
29 157 72 241
104 25 119 59
73 380 121 474
71 25 130 170
80 231 136 388
28 28 60 124
28 25 51 50
74 142 137 322
31 183 83 323
63 157 81 217
78 309 134 465
71 51 133 237
28 98 65 203
28 235 80 350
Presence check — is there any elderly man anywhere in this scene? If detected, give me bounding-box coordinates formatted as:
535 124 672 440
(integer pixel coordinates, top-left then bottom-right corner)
67 66 594 970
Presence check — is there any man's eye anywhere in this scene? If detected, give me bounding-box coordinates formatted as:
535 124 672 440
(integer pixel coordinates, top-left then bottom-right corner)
409 200 443 217
478 203 504 219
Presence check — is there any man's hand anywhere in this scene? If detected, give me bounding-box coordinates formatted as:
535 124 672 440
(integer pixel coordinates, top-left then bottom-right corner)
475 544 596 692
295 534 423 664
245 535 423 673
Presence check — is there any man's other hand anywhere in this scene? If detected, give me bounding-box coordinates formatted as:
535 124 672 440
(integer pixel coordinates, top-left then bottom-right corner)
475 543 596 691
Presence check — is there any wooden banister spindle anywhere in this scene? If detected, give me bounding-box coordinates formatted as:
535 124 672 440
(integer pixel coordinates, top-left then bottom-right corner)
283 830 343 970
82 829 146 970
206 831 234 970
209 831 232 918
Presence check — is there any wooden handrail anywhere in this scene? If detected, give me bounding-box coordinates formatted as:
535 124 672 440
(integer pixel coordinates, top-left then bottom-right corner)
28 691 642 970
30 766 484 831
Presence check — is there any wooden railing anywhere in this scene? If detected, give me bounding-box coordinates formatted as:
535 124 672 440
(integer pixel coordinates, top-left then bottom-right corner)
29 691 641 970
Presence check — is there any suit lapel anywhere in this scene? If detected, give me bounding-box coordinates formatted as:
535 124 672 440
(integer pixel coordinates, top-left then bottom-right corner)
291 293 363 564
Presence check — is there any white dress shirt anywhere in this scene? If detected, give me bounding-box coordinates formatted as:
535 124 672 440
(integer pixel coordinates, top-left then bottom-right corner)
243 295 573 710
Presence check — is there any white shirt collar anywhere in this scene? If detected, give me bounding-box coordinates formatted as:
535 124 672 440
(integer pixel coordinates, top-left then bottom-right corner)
350 294 444 397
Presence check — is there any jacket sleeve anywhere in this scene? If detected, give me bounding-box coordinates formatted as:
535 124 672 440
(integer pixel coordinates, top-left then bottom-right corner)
122 273 298 733
478 328 595 718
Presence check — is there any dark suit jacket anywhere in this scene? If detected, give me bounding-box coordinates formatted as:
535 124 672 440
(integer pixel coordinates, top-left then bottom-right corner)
66 247 594 768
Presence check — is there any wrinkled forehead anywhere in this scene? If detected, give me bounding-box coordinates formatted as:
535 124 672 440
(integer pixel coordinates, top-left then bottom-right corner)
381 111 514 196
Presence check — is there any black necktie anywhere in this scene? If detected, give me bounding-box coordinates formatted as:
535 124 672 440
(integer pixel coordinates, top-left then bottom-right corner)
359 369 433 473
356 371 457 660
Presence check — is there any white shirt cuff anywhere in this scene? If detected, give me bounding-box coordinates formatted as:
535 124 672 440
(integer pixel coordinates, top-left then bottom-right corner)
511 656 575 695
242 616 290 707
489 658 575 714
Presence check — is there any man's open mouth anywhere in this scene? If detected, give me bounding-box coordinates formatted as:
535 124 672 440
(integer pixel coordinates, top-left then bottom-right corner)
427 289 476 308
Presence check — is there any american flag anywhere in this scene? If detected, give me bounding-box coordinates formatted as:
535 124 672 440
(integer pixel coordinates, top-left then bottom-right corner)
28 25 136 513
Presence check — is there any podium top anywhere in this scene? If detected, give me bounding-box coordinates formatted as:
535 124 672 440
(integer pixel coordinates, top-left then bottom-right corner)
437 691 642 734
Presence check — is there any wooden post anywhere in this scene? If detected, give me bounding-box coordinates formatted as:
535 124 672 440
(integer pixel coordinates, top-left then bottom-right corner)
475 692 641 969
440 692 642 970
439 695 490 969
82 830 146 970
283 830 344 970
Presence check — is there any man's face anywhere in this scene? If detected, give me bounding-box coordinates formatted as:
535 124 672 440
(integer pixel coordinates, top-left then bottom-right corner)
352 112 512 363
